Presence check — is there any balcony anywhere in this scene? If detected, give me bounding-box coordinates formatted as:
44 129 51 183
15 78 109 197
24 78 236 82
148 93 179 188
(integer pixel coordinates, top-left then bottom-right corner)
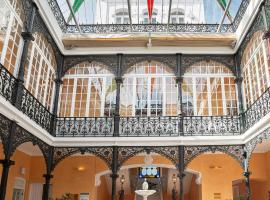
0 63 269 138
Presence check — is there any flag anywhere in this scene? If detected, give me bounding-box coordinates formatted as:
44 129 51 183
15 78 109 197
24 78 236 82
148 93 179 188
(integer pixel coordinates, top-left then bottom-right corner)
147 0 154 22
216 0 233 23
67 0 85 23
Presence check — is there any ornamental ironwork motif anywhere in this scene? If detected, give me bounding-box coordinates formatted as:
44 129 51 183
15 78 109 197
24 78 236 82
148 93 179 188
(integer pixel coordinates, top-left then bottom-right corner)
181 55 236 76
56 117 114 137
122 55 177 75
245 127 270 168
243 87 270 131
20 88 53 132
119 117 179 137
237 12 265 61
183 116 241 136
62 55 118 77
0 64 17 104
0 114 12 157
21 0 33 28
117 146 179 169
51 147 114 170
232 0 250 31
184 145 245 169
32 13 63 70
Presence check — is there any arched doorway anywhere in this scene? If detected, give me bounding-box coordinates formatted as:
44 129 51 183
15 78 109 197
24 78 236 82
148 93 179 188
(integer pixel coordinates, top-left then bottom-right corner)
186 151 243 200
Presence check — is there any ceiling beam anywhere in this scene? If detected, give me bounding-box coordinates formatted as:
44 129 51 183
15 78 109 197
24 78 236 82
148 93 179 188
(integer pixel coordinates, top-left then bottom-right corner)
127 0 133 31
217 0 232 33
167 0 173 31
66 0 82 33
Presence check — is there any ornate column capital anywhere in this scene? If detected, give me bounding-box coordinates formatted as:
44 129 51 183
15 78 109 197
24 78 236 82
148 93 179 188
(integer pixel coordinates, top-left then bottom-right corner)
54 78 63 85
263 29 270 40
21 32 34 41
0 159 15 167
243 171 251 178
178 172 186 179
176 77 183 84
234 77 243 84
115 77 123 84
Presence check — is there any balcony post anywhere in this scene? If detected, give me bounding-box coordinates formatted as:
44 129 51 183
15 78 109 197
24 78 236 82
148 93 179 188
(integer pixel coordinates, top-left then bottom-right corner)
42 147 54 200
114 54 123 137
178 146 185 200
176 53 184 136
14 3 37 108
234 55 245 131
50 58 63 136
0 121 16 200
243 149 250 200
111 146 119 200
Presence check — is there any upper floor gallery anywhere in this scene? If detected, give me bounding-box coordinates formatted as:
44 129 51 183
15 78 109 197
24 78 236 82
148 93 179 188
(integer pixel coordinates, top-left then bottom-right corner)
0 0 270 139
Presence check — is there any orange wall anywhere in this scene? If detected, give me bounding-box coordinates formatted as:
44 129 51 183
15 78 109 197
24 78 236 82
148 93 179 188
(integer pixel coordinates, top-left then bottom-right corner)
1 144 270 200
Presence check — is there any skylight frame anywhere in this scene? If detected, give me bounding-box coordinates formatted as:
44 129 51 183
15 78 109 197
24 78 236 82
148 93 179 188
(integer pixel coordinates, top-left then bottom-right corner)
47 0 250 34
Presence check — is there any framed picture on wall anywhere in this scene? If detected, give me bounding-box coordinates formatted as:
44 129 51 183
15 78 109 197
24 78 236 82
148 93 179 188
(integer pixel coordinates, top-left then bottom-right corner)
79 193 89 200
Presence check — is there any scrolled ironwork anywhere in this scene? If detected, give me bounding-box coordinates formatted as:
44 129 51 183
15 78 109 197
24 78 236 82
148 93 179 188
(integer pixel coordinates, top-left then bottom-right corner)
243 87 270 131
20 88 53 132
0 64 17 104
183 116 241 136
55 117 114 137
184 145 245 169
119 116 179 137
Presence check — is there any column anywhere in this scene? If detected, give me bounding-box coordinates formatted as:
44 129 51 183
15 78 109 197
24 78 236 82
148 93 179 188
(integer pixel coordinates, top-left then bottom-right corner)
50 68 63 136
234 55 245 131
42 147 54 200
111 146 119 200
243 171 251 200
178 146 185 200
14 3 37 108
0 121 16 200
176 53 184 136
114 54 123 137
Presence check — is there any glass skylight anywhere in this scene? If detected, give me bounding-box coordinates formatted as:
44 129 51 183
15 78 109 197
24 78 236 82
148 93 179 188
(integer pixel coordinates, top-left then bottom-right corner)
56 0 243 25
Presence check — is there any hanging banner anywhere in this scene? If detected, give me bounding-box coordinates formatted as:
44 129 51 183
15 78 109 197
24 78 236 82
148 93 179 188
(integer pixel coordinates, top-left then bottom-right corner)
147 0 154 21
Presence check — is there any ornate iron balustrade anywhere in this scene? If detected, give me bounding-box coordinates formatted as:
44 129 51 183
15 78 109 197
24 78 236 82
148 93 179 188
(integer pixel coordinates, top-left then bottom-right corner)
183 116 241 136
0 64 17 103
55 117 114 137
20 88 53 132
243 87 270 131
119 116 179 137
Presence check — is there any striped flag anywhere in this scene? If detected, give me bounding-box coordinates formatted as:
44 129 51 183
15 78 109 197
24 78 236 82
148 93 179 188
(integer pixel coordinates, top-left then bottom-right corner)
216 0 233 23
67 0 85 23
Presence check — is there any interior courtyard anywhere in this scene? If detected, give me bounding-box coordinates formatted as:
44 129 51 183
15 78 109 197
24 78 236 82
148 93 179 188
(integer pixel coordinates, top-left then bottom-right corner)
0 0 270 199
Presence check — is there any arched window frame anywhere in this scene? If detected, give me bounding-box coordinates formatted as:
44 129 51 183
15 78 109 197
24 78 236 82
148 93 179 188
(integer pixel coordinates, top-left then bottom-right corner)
58 62 116 117
114 8 129 24
0 0 24 75
182 61 238 116
24 33 56 111
241 31 270 109
142 9 158 24
170 8 185 24
120 61 178 117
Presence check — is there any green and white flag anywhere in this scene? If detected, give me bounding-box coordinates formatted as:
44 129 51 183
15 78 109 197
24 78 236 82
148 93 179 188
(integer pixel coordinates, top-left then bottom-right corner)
216 0 233 23
67 0 85 23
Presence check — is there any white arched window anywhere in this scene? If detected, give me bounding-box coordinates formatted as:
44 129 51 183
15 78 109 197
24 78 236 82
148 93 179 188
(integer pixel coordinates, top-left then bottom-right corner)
170 8 185 24
242 31 270 108
115 8 129 24
120 61 178 117
0 0 24 75
24 33 56 111
182 61 238 116
58 62 116 117
143 9 158 24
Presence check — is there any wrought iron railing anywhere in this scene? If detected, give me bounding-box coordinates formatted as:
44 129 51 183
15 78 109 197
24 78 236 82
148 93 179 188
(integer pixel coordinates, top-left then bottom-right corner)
20 88 53 132
183 116 241 136
243 87 270 131
0 64 16 103
55 117 114 137
119 116 179 137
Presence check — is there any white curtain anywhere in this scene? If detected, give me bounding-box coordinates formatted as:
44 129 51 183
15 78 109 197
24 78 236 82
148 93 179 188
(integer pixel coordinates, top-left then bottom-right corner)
29 183 43 200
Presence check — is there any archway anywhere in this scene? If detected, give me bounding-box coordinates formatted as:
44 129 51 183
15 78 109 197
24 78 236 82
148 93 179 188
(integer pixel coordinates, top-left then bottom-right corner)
51 152 110 200
3 142 47 200
248 140 270 200
186 151 243 200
